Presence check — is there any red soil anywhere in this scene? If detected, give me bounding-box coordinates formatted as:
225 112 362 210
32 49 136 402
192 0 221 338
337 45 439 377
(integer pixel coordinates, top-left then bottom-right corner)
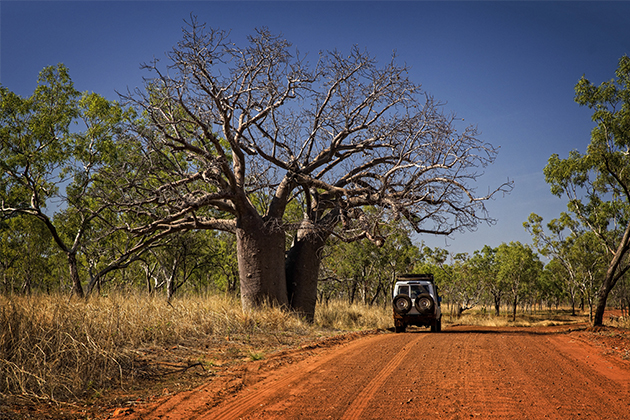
108 324 630 420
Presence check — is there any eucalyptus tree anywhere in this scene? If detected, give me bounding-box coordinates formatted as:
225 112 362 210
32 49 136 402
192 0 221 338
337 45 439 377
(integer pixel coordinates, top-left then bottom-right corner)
0 215 54 293
319 237 376 305
571 231 607 320
496 242 543 321
416 246 454 310
470 245 503 315
541 258 569 310
138 231 213 300
205 231 239 294
319 219 419 305
525 213 584 314
109 19 511 318
544 55 630 325
449 252 486 317
0 65 132 297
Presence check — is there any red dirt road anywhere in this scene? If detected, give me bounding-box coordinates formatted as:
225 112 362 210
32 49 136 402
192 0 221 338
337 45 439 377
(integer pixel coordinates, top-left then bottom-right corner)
114 326 630 420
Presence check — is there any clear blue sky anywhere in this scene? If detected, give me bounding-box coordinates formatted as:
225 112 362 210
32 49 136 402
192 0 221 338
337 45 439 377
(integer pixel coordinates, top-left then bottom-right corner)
2 1 630 257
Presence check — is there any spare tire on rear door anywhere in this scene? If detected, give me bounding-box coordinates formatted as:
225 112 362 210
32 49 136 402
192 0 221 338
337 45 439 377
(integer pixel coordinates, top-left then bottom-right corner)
414 293 434 314
393 295 412 314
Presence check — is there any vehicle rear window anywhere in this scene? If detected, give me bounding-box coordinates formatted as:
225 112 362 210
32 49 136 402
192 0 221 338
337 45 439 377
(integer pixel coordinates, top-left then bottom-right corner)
398 285 409 296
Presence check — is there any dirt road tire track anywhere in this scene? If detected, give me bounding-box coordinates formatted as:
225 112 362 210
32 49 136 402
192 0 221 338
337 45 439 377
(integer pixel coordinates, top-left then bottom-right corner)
114 326 630 420
200 335 396 420
340 334 425 420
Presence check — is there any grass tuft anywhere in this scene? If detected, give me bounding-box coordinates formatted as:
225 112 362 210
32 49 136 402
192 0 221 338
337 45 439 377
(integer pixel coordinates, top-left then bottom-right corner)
608 315 630 329
315 301 391 330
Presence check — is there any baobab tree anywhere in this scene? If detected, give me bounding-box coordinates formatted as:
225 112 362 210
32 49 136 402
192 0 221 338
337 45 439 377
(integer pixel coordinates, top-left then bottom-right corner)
104 18 511 319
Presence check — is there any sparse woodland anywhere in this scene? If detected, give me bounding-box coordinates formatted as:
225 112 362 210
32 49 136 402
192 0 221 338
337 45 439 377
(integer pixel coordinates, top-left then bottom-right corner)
2 22 630 321
2 21 630 405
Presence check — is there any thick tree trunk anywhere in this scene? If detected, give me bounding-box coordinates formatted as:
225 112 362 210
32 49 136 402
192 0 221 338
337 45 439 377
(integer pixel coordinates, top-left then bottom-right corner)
236 214 288 310
285 220 327 321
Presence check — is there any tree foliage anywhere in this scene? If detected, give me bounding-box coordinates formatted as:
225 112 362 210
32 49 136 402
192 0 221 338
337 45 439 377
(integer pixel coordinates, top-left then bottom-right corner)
0 65 131 296
319 220 420 305
544 55 630 325
0 216 54 293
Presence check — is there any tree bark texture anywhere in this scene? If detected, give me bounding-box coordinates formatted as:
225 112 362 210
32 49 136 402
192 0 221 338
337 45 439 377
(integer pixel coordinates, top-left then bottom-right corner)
593 227 630 326
285 221 328 321
493 295 501 316
236 214 288 310
512 296 518 322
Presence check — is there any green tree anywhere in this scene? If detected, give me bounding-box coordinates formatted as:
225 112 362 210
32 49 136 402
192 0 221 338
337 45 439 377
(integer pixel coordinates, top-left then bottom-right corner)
525 213 584 315
540 258 569 310
544 55 630 325
1 65 131 296
570 232 607 320
0 64 136 296
415 246 456 312
0 215 55 293
470 245 503 315
319 221 420 306
450 252 486 317
205 232 239 294
496 242 543 322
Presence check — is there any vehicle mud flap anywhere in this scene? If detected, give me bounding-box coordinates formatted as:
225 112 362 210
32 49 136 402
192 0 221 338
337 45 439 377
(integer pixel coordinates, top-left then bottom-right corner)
394 319 406 333
430 317 442 332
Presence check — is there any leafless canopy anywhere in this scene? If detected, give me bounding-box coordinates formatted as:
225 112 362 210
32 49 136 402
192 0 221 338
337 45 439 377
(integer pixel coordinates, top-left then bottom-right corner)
110 17 511 239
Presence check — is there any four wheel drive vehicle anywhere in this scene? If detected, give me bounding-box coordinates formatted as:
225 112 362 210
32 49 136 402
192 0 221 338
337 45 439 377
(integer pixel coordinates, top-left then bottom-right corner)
392 274 442 333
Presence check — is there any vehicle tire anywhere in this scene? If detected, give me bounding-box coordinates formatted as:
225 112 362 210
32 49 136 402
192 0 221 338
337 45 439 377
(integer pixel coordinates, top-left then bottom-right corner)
431 317 441 332
414 293 434 313
395 324 406 333
393 295 412 314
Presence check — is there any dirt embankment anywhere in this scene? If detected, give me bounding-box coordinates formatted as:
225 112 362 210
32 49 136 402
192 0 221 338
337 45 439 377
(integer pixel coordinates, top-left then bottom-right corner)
107 324 630 420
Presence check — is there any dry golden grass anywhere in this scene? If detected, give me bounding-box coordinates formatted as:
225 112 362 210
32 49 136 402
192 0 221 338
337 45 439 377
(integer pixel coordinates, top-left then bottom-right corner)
607 314 630 329
443 308 592 328
315 300 392 330
0 293 391 402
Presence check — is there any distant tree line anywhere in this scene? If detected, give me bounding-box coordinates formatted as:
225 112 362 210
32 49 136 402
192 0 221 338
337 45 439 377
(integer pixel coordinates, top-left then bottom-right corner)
318 226 629 321
3 208 629 322
2 20 629 325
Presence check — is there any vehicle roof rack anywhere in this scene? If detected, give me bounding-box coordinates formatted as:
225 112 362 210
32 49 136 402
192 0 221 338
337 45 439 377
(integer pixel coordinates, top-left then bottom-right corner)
397 273 434 282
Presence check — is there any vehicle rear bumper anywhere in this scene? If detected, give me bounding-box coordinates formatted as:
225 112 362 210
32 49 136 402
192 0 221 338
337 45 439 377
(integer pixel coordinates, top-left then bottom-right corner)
393 311 437 327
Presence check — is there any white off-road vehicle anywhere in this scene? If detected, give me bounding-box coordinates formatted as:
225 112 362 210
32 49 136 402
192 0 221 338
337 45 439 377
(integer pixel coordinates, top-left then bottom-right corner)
392 274 442 333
